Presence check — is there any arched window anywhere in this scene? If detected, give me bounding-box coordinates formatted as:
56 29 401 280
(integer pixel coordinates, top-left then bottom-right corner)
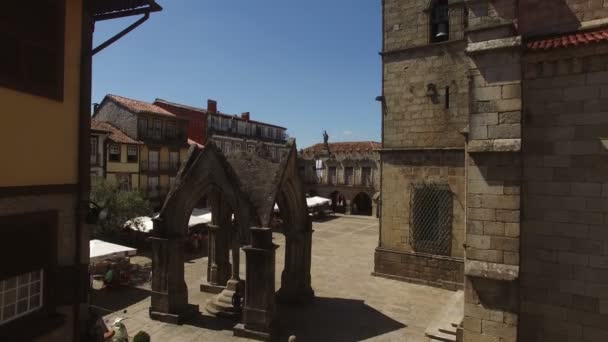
430 0 449 43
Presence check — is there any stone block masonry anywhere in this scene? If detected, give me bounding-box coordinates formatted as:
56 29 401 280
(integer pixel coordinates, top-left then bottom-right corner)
518 48 608 341
377 150 466 290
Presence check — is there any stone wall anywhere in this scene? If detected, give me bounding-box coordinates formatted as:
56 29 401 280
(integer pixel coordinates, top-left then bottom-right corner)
375 150 465 289
383 44 469 148
519 45 608 341
0 192 80 342
519 0 608 37
378 0 470 289
93 101 138 139
383 0 466 52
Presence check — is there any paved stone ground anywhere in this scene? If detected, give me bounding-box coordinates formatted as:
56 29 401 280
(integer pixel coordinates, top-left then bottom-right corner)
92 215 455 341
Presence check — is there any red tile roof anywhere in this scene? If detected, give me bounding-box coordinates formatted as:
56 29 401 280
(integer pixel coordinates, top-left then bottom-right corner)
527 27 608 51
106 94 178 118
91 119 142 145
154 98 287 130
303 141 381 154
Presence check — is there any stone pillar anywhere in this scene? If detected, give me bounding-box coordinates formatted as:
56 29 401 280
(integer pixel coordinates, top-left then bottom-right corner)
205 229 243 318
200 223 231 294
345 201 352 215
234 227 278 341
276 230 314 304
149 236 198 324
463 6 521 340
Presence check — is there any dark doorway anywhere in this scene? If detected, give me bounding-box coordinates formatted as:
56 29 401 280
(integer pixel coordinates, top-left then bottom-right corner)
352 192 372 216
330 191 346 214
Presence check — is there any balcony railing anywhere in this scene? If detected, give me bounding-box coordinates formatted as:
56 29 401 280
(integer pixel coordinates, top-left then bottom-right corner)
140 160 180 173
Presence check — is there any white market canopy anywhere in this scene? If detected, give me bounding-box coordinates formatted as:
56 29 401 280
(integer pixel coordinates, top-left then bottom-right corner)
274 196 331 212
125 208 213 233
90 239 136 262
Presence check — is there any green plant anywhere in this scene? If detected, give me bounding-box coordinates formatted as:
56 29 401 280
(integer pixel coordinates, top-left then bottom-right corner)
90 178 151 239
133 331 150 342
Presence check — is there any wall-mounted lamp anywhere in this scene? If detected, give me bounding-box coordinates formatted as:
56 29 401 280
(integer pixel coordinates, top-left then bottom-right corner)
426 83 438 97
426 83 440 104
375 96 385 102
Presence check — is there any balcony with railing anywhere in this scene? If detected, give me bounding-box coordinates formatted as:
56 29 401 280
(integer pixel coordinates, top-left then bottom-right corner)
140 160 180 173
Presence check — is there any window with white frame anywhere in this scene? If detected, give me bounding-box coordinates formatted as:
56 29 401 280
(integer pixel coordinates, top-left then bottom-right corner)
0 269 43 325
235 143 241 151
270 147 276 160
225 142 232 153
247 144 255 153
109 144 120 162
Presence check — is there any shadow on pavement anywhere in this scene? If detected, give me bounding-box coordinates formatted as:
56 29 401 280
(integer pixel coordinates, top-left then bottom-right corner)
276 297 406 342
90 286 151 315
183 313 240 332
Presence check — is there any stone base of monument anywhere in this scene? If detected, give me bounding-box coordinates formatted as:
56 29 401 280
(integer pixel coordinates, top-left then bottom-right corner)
204 279 241 318
149 303 199 325
199 278 225 294
233 323 272 342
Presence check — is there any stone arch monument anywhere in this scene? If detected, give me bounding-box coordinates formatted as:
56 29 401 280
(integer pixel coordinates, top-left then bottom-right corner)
148 140 314 339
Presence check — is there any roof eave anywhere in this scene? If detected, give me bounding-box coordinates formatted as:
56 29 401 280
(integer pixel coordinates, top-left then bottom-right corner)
93 0 163 21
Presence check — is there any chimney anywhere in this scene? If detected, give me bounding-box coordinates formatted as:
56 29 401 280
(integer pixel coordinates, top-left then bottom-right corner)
241 112 250 121
207 99 217 113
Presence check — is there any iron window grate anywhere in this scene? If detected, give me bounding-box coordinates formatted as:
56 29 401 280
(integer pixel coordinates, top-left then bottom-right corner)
410 183 453 256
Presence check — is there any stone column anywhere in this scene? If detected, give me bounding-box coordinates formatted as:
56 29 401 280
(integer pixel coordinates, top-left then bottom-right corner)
205 228 243 318
276 230 314 304
345 201 352 215
234 227 278 341
200 223 230 293
149 236 198 324
463 6 521 341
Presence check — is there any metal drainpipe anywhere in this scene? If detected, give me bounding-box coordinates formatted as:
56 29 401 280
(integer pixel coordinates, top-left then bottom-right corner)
378 0 386 249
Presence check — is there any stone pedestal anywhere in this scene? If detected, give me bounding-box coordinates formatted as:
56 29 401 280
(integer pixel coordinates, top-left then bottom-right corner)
149 236 199 324
206 234 243 318
276 230 314 304
202 223 230 292
233 227 277 341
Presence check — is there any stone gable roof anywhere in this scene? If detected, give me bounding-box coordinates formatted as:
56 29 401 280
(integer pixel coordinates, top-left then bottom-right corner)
105 94 178 118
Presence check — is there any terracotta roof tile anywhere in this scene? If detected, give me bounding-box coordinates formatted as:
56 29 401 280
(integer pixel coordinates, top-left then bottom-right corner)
91 119 142 145
303 141 381 154
527 27 608 51
107 94 177 118
154 98 287 130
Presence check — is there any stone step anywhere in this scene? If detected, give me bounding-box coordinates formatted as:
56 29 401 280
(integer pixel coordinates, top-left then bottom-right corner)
425 290 464 342
428 330 458 342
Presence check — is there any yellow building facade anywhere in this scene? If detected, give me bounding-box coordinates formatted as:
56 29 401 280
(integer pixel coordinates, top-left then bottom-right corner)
0 1 89 341
0 1 162 340
91 119 142 191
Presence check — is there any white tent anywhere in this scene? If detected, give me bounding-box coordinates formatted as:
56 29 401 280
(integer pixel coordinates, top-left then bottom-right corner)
307 196 331 207
125 208 213 233
273 196 331 212
89 239 136 262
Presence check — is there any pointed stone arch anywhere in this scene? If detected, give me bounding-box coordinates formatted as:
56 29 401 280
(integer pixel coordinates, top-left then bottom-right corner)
149 144 255 323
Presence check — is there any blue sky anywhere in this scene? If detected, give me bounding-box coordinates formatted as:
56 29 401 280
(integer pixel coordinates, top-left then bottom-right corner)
92 0 382 148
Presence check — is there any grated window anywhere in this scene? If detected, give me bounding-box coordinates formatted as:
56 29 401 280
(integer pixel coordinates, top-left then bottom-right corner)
410 183 453 256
